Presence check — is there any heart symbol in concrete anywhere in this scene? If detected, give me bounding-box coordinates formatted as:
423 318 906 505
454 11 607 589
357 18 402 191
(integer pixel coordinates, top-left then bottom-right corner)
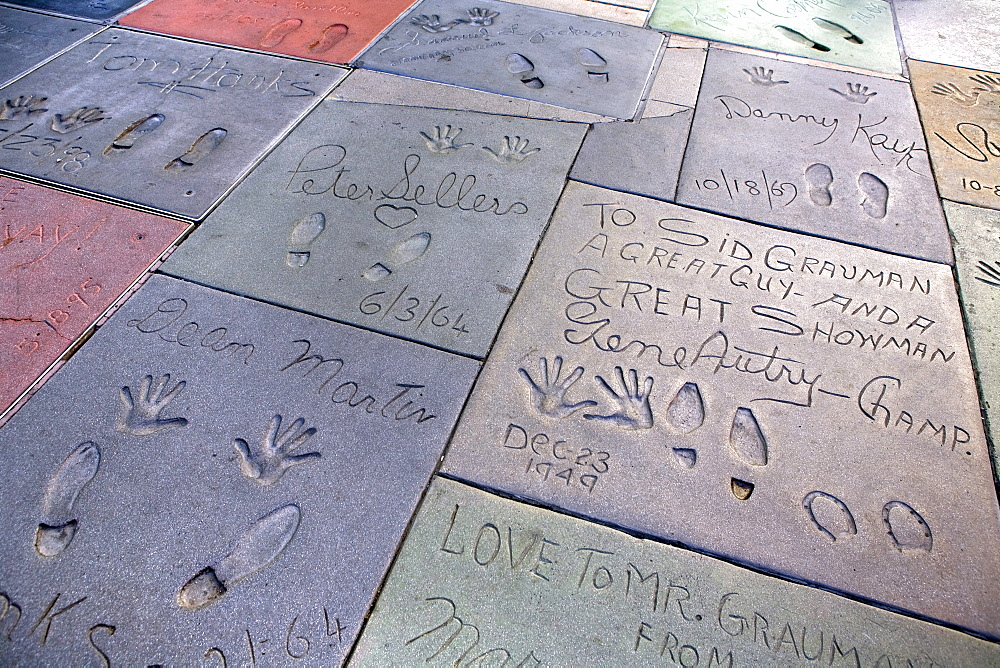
374 204 418 229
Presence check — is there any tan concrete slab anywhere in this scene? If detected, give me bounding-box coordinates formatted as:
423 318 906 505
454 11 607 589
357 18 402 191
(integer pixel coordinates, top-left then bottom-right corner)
944 200 1000 481
351 477 1000 665
441 180 1000 638
909 59 1000 212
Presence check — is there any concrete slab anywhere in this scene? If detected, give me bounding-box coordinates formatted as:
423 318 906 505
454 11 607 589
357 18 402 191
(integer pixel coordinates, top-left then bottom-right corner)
119 0 416 65
0 7 101 88
161 100 586 358
677 49 951 263
0 176 189 417
0 29 347 219
352 477 1000 665
440 180 1000 638
648 0 901 75
944 200 1000 481
329 68 613 123
893 0 1000 74
502 0 649 26
569 108 694 202
909 59 1000 212
0 273 479 665
357 0 664 120
0 0 146 21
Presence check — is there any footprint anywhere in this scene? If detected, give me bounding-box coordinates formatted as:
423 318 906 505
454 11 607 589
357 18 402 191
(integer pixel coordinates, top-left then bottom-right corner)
260 18 303 48
805 163 833 207
105 113 164 154
858 172 888 219
577 48 609 83
812 17 863 44
364 232 431 282
287 212 326 268
731 478 754 501
165 128 227 171
729 407 768 467
178 504 300 611
35 442 100 557
774 25 831 52
506 53 543 89
309 24 349 54
672 448 697 469
665 382 704 433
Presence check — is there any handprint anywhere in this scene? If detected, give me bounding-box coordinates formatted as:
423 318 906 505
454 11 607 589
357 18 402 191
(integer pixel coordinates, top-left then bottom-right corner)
829 83 877 104
482 136 541 164
233 414 321 486
419 125 474 154
50 106 109 134
930 82 979 106
0 95 48 120
117 374 190 437
584 367 654 430
464 7 499 25
742 66 788 87
969 74 1000 95
410 14 457 33
518 356 598 419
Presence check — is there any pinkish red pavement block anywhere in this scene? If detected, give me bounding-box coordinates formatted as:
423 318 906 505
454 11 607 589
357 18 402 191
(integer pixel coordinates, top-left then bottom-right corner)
0 177 189 418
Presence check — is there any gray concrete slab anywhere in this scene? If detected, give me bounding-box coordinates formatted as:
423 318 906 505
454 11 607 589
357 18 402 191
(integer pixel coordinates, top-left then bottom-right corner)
351 477 1000 665
329 68 613 123
0 0 145 21
440 180 1000 638
0 7 101 88
357 0 663 120
944 200 1000 481
893 0 1000 74
648 0 901 75
0 29 347 219
677 48 951 263
570 108 693 202
909 59 1000 212
0 273 479 665
161 100 585 358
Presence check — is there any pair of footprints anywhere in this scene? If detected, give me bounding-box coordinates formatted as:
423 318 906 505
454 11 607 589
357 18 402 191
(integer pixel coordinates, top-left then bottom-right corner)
35 447 300 612
105 114 227 171
0 97 227 171
519 358 769 499
774 18 864 54
36 376 320 611
286 211 431 282
258 19 349 54
505 49 610 90
804 164 888 219
664 383 769 501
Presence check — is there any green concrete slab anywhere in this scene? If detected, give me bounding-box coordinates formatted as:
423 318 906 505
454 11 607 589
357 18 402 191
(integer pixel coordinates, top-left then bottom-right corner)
648 0 901 75
351 477 1000 665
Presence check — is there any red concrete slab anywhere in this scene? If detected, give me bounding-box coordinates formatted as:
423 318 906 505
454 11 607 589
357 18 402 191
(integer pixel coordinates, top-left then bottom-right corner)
119 0 416 65
0 177 189 417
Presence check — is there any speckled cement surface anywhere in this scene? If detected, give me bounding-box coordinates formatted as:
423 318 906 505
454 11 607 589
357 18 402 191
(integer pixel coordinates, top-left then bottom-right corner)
0 0 998 662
